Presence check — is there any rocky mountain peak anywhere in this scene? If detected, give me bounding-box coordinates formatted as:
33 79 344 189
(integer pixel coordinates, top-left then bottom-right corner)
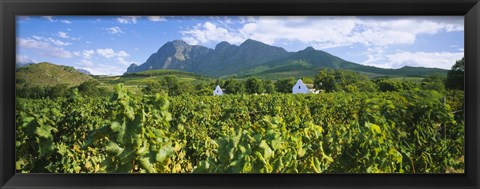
171 40 189 47
215 41 232 51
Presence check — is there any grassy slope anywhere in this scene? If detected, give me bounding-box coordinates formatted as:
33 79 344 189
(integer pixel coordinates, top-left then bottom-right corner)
95 69 213 93
16 62 93 87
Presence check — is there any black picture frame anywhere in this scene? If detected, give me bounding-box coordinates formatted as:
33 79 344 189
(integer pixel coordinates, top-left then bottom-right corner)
1 0 479 188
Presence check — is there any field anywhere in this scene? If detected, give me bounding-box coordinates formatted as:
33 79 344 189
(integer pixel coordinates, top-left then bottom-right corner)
14 15 465 175
15 84 464 173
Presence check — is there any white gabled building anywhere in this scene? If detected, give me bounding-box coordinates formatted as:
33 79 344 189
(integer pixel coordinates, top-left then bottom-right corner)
213 85 224 96
292 79 319 94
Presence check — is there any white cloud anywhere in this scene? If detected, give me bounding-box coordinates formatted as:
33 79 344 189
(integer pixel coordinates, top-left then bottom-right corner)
47 38 71 46
61 20 72 24
180 16 463 50
105 27 123 34
18 37 50 49
117 16 140 24
96 48 130 59
57 31 80 41
181 21 246 45
82 50 96 59
74 50 134 75
74 61 129 75
116 57 131 65
349 18 462 47
32 35 45 41
361 47 386 66
96 48 116 58
58 32 70 39
148 16 166 22
116 50 129 57
43 16 55 22
42 16 71 24
362 51 464 69
17 37 73 58
386 51 464 69
28 35 71 46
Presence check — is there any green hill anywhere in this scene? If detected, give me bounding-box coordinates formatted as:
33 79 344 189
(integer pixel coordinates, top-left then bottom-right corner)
122 69 209 79
16 62 93 87
95 69 213 93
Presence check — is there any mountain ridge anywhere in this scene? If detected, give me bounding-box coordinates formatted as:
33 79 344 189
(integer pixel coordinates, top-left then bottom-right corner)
126 39 448 78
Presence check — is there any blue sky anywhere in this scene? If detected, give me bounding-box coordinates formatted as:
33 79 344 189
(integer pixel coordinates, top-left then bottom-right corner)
16 16 464 75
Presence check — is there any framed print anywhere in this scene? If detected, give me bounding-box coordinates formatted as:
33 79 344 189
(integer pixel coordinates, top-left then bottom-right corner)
1 0 479 188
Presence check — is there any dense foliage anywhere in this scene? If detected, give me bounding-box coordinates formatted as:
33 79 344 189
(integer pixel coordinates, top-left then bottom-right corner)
445 57 464 90
16 84 464 173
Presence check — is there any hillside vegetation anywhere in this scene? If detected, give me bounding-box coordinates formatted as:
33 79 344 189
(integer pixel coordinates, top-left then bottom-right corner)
16 62 93 87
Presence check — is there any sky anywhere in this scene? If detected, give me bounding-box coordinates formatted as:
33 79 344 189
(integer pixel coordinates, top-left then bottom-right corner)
16 16 464 76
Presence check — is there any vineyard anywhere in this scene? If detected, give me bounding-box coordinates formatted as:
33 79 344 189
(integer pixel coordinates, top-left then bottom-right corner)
16 84 464 173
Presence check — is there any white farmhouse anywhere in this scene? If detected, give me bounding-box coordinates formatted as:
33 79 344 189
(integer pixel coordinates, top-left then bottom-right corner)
213 85 224 96
292 79 318 94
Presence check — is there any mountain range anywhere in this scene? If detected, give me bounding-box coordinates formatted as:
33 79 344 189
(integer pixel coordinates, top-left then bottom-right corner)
126 39 448 78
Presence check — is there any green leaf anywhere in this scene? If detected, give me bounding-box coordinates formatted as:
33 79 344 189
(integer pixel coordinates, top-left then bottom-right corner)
156 146 174 163
368 123 382 134
297 148 307 158
259 140 274 160
110 121 123 133
34 125 53 139
139 157 156 173
136 141 148 156
105 142 124 156
38 138 54 157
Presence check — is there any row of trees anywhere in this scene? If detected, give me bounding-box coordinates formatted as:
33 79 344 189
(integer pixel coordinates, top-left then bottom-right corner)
142 72 450 97
309 57 464 93
17 57 464 98
313 69 450 93
16 80 107 99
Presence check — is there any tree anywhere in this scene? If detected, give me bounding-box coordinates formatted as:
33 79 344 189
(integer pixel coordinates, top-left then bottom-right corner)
445 57 464 90
374 79 420 92
194 82 212 96
421 74 446 93
263 80 276 94
245 77 264 94
301 77 314 84
224 79 246 94
314 69 336 92
142 81 164 95
352 80 378 92
161 76 191 96
49 84 70 98
375 79 403 92
142 76 191 96
314 69 380 93
275 78 296 93
78 80 102 96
